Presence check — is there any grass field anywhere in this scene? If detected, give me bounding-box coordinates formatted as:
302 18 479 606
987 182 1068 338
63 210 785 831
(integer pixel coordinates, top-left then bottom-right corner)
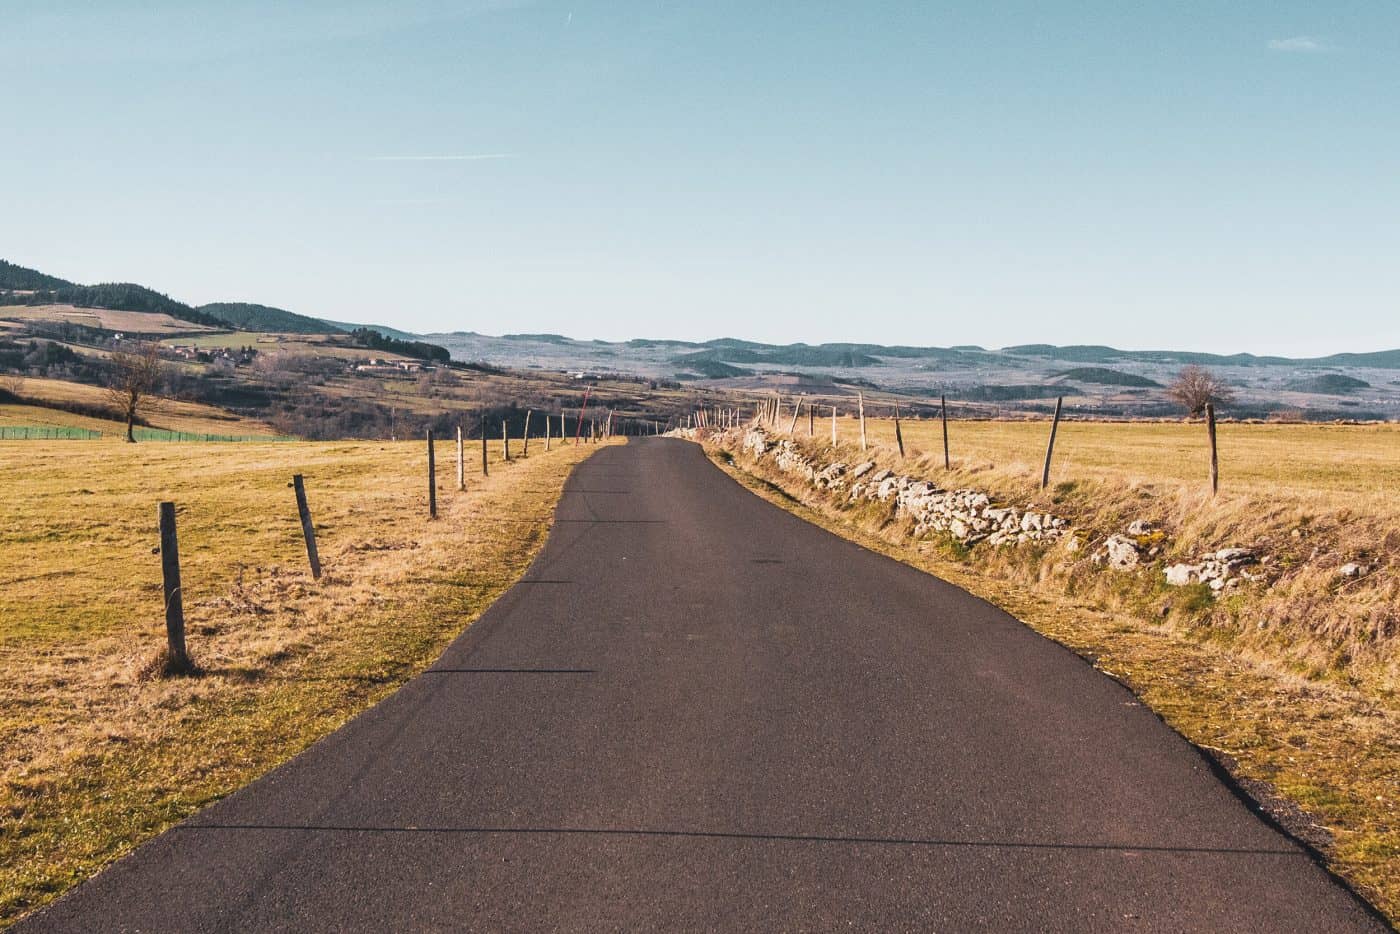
0 305 220 336
830 414 1400 498
0 434 605 925
1 377 280 437
709 417 1400 919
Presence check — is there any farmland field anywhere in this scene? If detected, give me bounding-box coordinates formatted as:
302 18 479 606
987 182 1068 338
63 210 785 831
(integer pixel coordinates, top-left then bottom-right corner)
1 376 280 437
0 304 220 335
0 433 603 924
830 414 1400 502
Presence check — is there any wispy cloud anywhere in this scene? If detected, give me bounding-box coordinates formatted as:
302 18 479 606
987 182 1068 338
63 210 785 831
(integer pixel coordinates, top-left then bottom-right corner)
368 153 512 162
1267 36 1329 53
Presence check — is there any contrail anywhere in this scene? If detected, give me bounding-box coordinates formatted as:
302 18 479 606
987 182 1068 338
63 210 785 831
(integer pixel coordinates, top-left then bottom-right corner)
368 154 511 162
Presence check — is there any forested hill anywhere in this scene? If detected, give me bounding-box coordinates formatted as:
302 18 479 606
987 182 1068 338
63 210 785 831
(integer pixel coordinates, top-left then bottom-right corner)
198 303 344 334
3 280 229 329
0 259 75 291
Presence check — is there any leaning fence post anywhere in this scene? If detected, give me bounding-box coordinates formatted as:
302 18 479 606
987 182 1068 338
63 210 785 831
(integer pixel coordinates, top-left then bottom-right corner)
941 394 950 469
427 429 438 518
893 403 905 458
158 502 191 673
545 412 552 451
292 474 322 579
787 398 802 434
1041 396 1063 489
1206 402 1219 496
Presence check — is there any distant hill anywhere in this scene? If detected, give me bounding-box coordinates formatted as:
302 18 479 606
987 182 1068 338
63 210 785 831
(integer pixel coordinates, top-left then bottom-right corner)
15 283 228 329
1311 350 1400 368
678 359 747 379
199 302 343 335
676 346 881 368
0 259 74 291
1 259 228 328
501 333 574 344
1001 343 1400 370
322 320 421 341
1051 367 1161 387
1286 374 1371 394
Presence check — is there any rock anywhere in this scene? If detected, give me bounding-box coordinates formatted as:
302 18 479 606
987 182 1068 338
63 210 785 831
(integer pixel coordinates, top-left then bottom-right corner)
1126 519 1155 536
1338 562 1367 580
850 461 877 479
1100 534 1141 570
1211 547 1256 564
1164 563 1198 586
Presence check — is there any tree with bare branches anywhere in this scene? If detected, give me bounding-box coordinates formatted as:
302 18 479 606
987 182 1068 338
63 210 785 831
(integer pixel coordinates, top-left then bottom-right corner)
1166 364 1234 417
106 343 163 442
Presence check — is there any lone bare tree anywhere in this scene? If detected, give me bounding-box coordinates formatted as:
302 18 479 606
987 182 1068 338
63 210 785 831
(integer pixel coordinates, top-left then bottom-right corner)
1167 364 1234 417
107 343 163 442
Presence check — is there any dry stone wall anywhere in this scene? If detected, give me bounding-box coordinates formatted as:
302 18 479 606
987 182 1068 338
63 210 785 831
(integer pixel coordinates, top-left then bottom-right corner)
673 424 1274 592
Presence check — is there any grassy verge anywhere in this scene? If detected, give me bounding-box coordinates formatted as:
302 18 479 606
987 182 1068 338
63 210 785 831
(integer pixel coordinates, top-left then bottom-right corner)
1 376 280 436
1 436 606 926
704 433 1399 923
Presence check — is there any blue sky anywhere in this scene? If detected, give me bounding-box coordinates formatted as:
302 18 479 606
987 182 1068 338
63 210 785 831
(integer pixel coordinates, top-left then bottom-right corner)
3 1 1397 355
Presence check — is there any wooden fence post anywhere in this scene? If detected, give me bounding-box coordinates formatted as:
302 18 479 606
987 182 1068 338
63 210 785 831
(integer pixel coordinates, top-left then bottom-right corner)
941 394 950 469
1206 402 1219 496
787 398 802 434
574 387 592 445
808 401 814 436
292 475 322 580
545 413 552 451
831 405 838 446
502 420 510 461
158 502 191 673
427 429 438 518
523 410 532 456
893 403 905 458
1040 396 1063 490
456 426 465 491
480 416 489 476
857 392 867 451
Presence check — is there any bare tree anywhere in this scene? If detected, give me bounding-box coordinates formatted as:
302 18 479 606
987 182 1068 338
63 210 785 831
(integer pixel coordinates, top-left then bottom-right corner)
107 343 163 442
1 372 23 398
1166 364 1235 417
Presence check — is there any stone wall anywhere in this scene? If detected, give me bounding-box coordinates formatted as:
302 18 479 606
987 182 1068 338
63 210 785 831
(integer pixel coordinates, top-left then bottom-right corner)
677 425 1277 592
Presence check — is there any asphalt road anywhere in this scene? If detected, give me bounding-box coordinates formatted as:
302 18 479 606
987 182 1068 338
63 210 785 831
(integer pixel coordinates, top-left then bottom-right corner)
20 438 1385 932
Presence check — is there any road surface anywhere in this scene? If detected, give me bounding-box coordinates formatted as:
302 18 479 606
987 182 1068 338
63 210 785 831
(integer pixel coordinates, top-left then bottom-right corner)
20 438 1385 931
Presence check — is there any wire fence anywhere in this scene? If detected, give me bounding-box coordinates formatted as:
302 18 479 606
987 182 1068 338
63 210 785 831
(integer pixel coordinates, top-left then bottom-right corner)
131 428 290 443
0 425 290 442
0 426 103 440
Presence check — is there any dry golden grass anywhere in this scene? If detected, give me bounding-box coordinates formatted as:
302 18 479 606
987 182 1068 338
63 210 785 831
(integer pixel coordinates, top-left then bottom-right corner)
0 434 606 925
811 416 1400 687
0 305 220 335
1 377 280 437
708 420 1400 921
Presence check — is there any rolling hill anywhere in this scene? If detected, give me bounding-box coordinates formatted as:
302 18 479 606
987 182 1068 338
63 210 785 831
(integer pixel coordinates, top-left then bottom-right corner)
198 303 343 335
